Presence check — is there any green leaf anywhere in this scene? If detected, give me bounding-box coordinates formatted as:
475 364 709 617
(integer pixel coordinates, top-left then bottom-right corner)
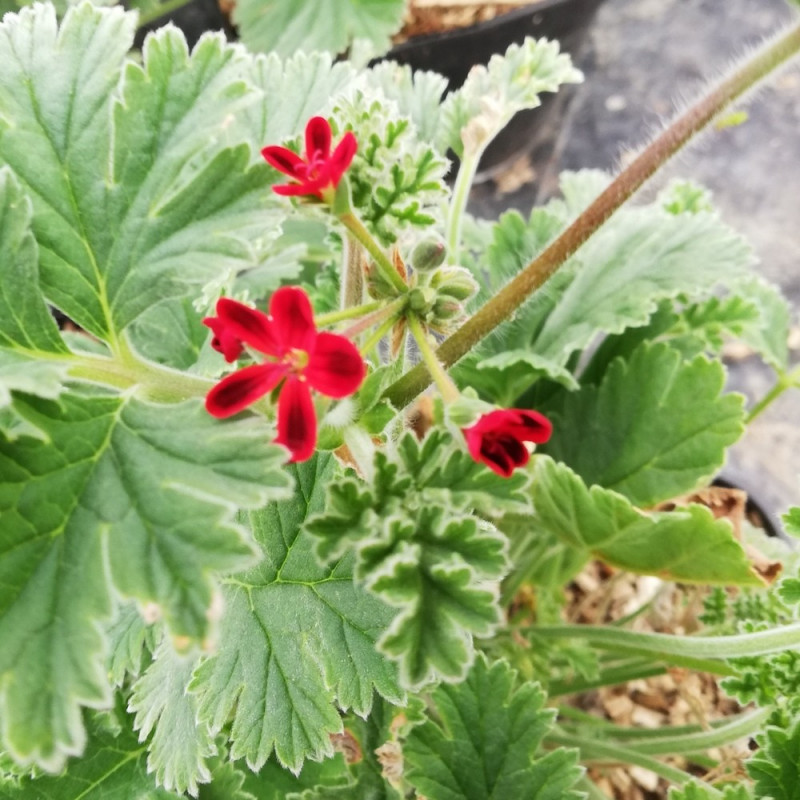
747 719 800 799
305 429 514 687
365 62 449 146
543 342 745 507
129 641 216 796
0 350 69 440
364 507 508 688
404 656 582 800
0 4 279 345
0 706 178 800
668 779 753 800
531 209 753 366
784 508 800 537
106 602 159 687
459 192 756 401
333 91 449 244
441 37 582 159
239 756 349 800
527 456 760 586
0 393 290 771
0 168 66 354
232 0 405 58
191 455 402 774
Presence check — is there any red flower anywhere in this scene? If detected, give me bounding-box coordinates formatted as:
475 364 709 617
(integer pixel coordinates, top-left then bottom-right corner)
463 408 552 478
261 116 357 201
203 287 365 462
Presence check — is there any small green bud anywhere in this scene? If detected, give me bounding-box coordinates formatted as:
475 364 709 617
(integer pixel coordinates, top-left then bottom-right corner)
410 238 447 273
430 266 479 302
408 286 437 314
365 262 401 300
431 296 463 321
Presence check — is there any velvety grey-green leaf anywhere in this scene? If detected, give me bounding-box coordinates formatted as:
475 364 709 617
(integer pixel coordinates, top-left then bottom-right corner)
528 456 760 585
0 708 178 800
543 342 745 507
0 4 279 343
191 456 401 774
532 209 753 367
404 656 582 800
129 641 215 796
241 51 355 146
0 393 289 771
233 0 405 58
0 168 66 354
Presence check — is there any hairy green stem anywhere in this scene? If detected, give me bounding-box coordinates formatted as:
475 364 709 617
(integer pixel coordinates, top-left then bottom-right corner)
361 313 400 357
546 732 722 794
338 211 408 295
547 660 667 696
535 621 800 661
446 149 482 261
68 352 214 402
383 21 800 409
315 299 386 328
747 364 800 423
407 314 460 404
340 297 407 340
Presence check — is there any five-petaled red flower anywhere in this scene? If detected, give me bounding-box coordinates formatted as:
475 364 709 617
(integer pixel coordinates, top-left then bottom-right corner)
261 116 357 201
463 408 553 478
203 287 365 463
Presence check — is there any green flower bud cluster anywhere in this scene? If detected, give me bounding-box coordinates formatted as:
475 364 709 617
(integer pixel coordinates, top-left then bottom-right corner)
409 238 479 334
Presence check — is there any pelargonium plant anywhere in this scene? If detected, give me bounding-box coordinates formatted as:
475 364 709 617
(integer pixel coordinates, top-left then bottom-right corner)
2 2 800 798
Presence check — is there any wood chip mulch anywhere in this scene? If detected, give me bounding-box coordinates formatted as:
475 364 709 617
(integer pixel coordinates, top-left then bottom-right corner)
394 1 542 42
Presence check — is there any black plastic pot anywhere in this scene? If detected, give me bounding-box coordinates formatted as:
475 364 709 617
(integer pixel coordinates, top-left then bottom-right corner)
382 0 606 178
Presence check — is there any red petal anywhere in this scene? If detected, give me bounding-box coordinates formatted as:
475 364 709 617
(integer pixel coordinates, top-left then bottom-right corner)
328 131 357 184
275 376 317 462
215 297 281 356
205 362 286 418
261 145 305 178
203 316 244 362
305 116 332 159
305 332 365 398
509 409 552 444
272 181 316 197
269 286 317 352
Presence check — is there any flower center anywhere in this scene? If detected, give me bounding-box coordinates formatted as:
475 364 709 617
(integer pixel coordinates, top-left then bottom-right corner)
283 347 309 374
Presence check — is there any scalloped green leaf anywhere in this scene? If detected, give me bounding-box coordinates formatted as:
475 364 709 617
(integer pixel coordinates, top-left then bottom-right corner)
190 455 402 774
404 656 583 800
129 641 215 796
543 342 745 507
233 0 405 59
0 394 290 772
527 456 760 586
0 3 279 346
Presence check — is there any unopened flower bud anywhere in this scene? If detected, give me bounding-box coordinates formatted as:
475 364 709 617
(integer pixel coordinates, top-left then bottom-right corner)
431 266 479 302
432 296 463 321
408 286 437 314
410 237 447 273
